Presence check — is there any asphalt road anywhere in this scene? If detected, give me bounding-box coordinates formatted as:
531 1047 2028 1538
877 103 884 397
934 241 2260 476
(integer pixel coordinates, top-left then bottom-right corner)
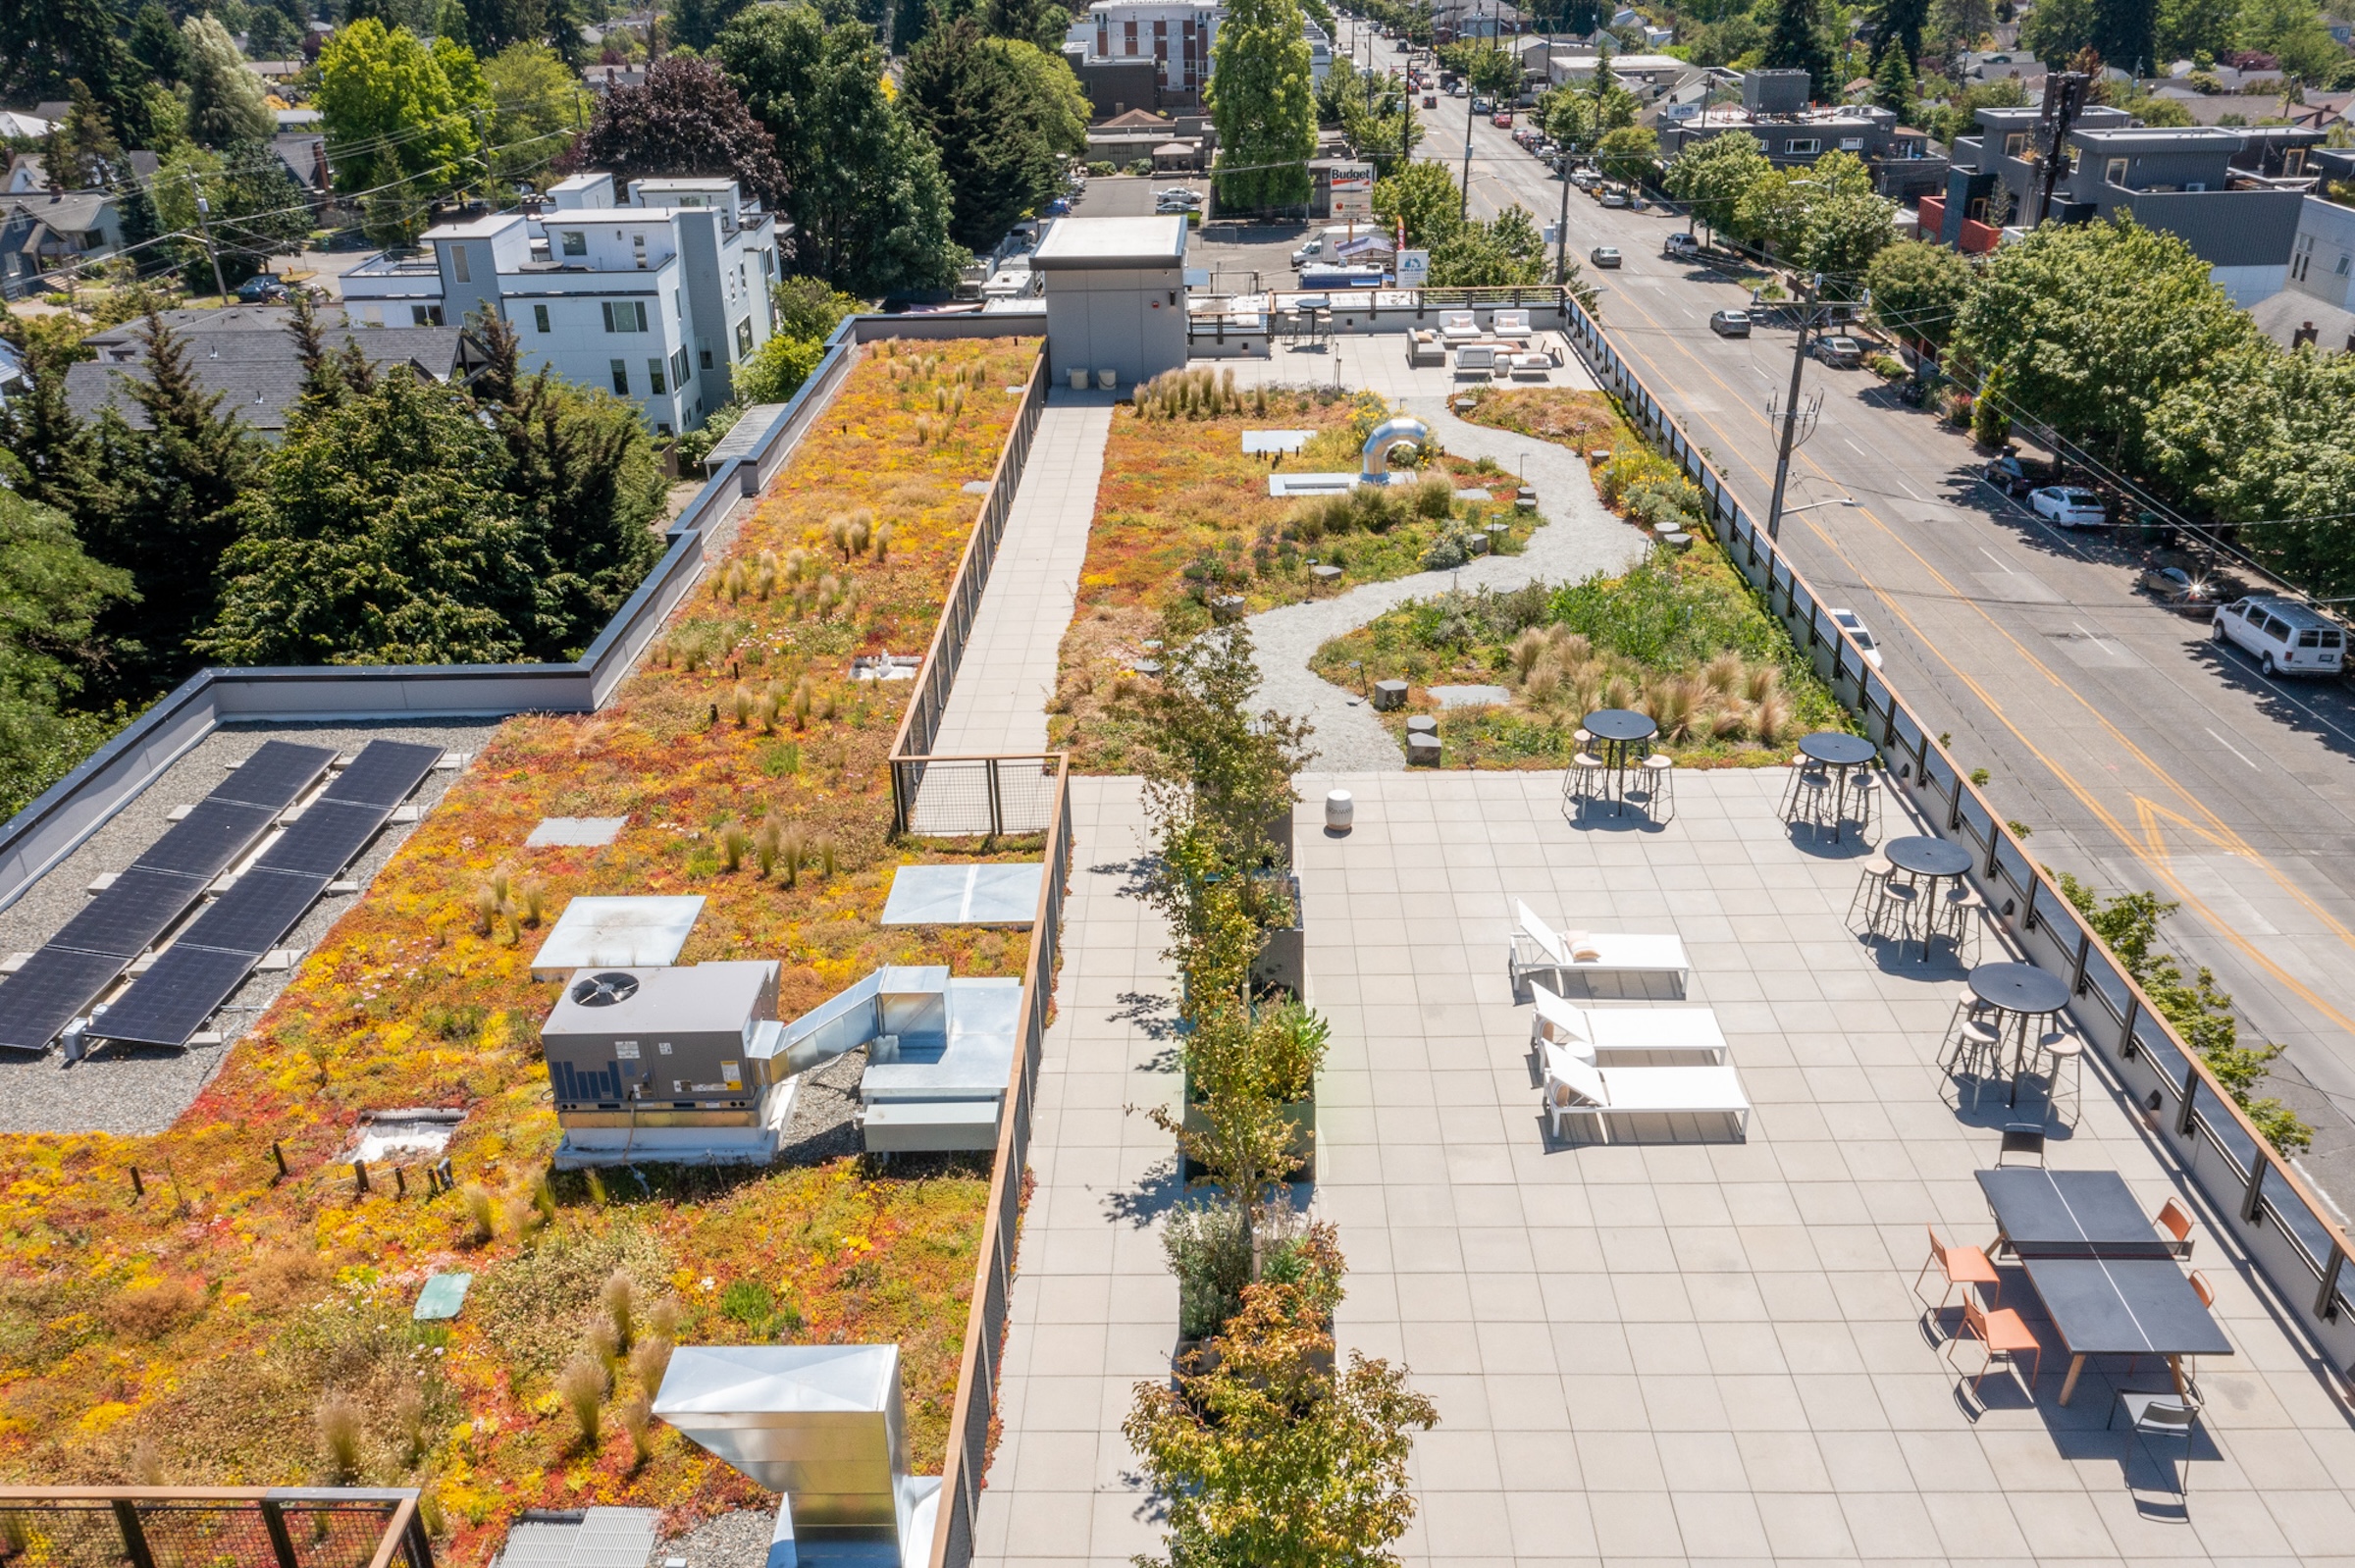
1338 20 2355 1214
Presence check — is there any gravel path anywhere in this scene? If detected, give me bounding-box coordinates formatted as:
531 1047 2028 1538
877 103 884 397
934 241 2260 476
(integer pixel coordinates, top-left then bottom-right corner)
1250 398 1649 772
0 719 502 1136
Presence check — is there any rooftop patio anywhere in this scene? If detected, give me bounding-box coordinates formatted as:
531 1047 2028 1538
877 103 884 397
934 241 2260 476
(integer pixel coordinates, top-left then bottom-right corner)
975 764 2355 1566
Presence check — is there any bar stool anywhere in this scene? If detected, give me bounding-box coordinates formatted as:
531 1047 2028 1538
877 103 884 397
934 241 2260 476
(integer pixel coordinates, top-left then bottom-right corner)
1786 766 1834 836
1564 751 1608 811
2037 1028 2084 1127
1878 873 1922 944
1940 1001 2005 1086
1847 850 1894 926
1639 754 1676 821
1939 882 1985 966
1844 767 1880 841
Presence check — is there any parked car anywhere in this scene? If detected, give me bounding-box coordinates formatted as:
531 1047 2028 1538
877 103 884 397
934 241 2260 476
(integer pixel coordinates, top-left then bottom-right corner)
1708 308 1751 337
1291 238 1325 266
1471 95 1492 112
1570 167 1599 187
1828 608 1884 668
2026 485 2108 527
1044 196 1071 216
1590 245 1622 268
2138 565 2221 612
1599 188 1630 208
236 273 288 302
1813 335 1862 367
1983 450 2058 497
2214 595 2347 678
1663 232 1701 259
1154 186 1203 207
1492 110 1515 128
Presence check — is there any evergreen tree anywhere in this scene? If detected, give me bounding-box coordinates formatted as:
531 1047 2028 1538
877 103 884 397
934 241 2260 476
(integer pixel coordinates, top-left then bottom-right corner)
1872 44 1916 118
129 2 187 85
0 369 114 527
1872 0 1930 67
181 16 279 147
82 314 261 695
672 0 757 48
0 488 135 820
1762 0 1837 99
905 16 1089 251
199 370 544 667
41 80 123 189
718 4 966 294
1208 0 1316 210
0 0 147 147
2094 0 2159 74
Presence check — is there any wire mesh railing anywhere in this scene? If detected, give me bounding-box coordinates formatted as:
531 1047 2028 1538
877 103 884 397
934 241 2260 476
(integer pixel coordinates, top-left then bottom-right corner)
0 1490 432 1568
926 758 1072 1568
1559 294 2355 1365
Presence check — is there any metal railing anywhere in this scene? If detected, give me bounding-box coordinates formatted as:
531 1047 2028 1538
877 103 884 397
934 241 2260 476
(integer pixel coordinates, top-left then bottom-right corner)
0 1488 432 1568
887 355 1052 836
1558 293 2355 1372
926 756 1072 1568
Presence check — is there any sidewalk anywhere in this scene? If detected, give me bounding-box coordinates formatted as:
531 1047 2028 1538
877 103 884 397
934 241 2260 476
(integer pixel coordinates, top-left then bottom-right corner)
928 396 1117 758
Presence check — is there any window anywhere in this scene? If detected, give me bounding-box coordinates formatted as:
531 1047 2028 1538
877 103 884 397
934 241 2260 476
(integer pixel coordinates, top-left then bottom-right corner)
674 288 684 320
610 358 630 395
699 337 714 370
735 317 754 357
560 230 587 256
450 245 470 283
1839 136 1863 150
602 300 648 333
2106 157 2127 185
2184 182 2206 192
2003 132 2027 157
533 303 550 333
648 357 667 395
2337 254 2351 277
1125 19 1137 53
411 303 444 326
1784 137 1819 155
2285 148 2306 176
672 346 690 385
2300 629 2324 648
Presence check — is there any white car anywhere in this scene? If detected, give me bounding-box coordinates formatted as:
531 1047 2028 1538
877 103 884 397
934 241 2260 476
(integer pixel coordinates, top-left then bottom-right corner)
1291 238 1324 266
2213 596 2346 678
1828 608 1883 667
2027 485 2107 528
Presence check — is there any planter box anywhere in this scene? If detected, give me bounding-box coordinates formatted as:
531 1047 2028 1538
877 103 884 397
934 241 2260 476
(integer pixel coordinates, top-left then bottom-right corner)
1179 1062 1315 1183
1172 1331 1335 1389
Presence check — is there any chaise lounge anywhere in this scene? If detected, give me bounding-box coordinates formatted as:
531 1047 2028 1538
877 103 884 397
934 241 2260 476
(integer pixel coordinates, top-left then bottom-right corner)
1528 981 1727 1063
1507 900 1692 990
1542 1044 1752 1142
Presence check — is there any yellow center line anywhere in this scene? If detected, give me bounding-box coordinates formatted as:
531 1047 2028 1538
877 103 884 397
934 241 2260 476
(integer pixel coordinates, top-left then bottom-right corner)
1584 275 2355 1033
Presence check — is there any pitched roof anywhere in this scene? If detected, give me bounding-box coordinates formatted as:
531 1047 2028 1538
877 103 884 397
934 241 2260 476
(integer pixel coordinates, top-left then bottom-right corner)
1098 108 1174 129
64 317 467 436
3 189 113 237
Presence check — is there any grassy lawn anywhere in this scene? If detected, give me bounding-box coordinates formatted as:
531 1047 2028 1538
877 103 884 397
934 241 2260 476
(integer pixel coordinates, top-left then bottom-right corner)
1309 388 1850 769
0 339 1039 1557
1052 377 1534 773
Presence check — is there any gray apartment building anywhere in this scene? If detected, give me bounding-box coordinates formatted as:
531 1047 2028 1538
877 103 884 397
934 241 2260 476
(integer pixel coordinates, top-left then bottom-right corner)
1657 70 1948 202
1941 104 2321 304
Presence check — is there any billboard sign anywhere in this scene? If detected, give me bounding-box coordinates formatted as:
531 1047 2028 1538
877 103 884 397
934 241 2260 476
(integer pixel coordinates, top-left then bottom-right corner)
1395 248 1430 289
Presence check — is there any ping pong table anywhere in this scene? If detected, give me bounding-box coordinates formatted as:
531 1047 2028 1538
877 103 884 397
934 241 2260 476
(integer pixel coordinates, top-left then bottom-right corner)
1977 1169 2231 1404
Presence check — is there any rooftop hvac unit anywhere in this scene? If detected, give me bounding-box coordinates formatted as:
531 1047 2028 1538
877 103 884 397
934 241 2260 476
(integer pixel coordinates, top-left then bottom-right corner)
539 961 786 1165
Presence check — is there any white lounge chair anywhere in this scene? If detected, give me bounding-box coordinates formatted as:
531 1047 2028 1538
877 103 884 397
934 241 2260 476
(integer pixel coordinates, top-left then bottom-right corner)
1507 352 1552 381
1492 308 1532 336
1529 981 1726 1063
1439 309 1482 342
1453 343 1500 380
1543 1044 1751 1141
1507 900 1692 989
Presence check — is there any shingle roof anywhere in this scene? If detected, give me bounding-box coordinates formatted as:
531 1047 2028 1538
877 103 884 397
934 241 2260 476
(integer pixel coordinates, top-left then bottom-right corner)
64 323 467 436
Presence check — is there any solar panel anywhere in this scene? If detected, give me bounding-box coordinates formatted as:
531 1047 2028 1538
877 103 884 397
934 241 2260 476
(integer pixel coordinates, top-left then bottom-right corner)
131 799 278 881
254 802 389 878
48 866 208 958
86 944 258 1050
214 740 337 810
319 741 441 809
0 946 128 1052
176 868 330 958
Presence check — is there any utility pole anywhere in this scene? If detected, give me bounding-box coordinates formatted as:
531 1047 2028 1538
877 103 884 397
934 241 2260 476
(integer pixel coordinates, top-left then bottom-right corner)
2029 69 2091 229
1553 108 1572 284
1459 11 1481 220
1764 272 1820 541
187 172 228 305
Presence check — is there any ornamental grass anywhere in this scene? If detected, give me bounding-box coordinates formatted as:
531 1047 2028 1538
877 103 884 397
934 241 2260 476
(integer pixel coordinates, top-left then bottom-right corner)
0 339 1039 1561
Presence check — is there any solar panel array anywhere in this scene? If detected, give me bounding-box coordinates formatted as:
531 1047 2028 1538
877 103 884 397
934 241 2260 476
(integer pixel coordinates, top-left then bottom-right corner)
94 740 442 1050
0 740 335 1053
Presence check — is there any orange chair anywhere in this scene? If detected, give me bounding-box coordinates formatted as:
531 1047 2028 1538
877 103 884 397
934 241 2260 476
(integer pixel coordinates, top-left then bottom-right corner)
2156 1198 2196 1259
1915 1224 2003 1311
1946 1295 2043 1396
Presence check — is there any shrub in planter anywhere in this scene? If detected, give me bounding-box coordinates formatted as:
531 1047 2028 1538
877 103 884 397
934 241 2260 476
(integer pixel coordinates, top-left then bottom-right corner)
1166 1196 1255 1341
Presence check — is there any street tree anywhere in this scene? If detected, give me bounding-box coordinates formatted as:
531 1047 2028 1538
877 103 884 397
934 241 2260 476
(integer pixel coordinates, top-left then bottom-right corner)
316 20 493 242
1372 158 1461 246
1208 0 1317 210
482 42 589 191
1865 238 1976 353
1430 203 1549 286
718 4 966 294
181 16 278 147
1594 124 1658 186
2152 346 2355 597
1662 130 1769 244
575 54 787 203
1954 216 2264 479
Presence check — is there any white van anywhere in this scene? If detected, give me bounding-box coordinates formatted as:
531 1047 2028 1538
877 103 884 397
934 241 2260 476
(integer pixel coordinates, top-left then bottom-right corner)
2213 596 2346 678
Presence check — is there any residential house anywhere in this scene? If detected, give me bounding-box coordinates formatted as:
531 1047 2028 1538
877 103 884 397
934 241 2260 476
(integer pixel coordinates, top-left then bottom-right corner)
0 110 53 139
1656 70 1947 201
338 172 782 435
62 304 481 438
583 65 649 94
1937 105 2314 302
1 188 125 298
2282 192 2355 315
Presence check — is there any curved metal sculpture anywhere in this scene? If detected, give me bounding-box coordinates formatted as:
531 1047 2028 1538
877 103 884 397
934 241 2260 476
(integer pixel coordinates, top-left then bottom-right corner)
1360 415 1432 484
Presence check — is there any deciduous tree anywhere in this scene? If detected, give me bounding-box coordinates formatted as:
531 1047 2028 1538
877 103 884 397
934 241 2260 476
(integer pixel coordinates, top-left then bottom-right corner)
1208 0 1317 210
181 16 279 147
1865 238 1975 353
1662 130 1769 243
316 20 493 242
574 54 787 203
482 42 589 190
1373 158 1460 246
2152 346 2355 597
152 146 317 290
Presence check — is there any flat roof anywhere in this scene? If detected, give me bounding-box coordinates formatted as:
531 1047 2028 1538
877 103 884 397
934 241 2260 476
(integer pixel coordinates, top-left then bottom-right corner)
419 213 526 240
1030 215 1187 269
